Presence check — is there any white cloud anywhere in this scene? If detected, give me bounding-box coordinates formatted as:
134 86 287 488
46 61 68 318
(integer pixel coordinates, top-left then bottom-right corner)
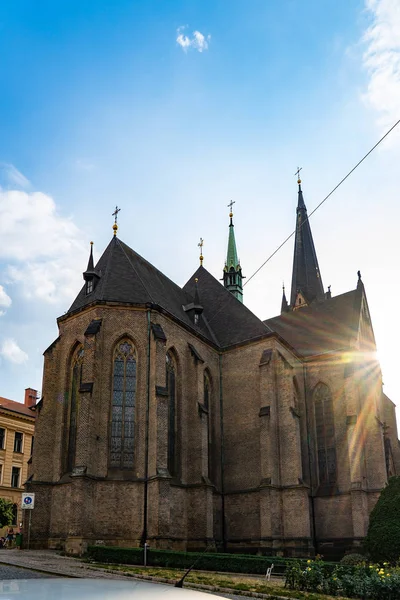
362 0 400 132
0 285 11 309
75 159 96 171
176 26 211 53
0 163 31 189
0 338 28 364
0 187 87 304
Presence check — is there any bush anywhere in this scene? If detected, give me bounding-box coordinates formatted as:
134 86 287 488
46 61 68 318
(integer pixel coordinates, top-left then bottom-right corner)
340 553 366 566
286 558 400 599
365 476 400 564
87 545 308 575
0 498 14 528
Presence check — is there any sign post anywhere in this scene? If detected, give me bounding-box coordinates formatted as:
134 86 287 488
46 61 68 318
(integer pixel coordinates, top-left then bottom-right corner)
21 493 35 550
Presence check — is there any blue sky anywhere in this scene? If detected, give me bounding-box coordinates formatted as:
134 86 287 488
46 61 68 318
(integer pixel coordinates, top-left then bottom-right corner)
0 0 399 425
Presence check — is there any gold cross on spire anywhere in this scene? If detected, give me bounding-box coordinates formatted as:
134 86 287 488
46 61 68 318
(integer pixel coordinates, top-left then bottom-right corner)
198 237 204 266
294 167 302 184
112 206 121 236
227 200 235 217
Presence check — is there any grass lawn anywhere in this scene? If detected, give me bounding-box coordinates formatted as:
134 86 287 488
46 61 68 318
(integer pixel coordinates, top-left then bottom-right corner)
88 563 352 600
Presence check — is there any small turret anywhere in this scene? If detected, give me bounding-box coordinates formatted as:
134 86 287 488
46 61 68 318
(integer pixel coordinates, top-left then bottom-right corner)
281 284 289 313
83 242 101 295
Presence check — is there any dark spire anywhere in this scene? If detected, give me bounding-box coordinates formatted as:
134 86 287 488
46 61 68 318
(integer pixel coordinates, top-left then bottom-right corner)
281 284 289 313
83 242 101 295
356 270 365 295
183 277 203 326
86 241 94 272
290 176 325 308
223 202 244 303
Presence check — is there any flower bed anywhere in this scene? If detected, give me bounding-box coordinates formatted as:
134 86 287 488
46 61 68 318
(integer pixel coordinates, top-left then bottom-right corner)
285 558 400 599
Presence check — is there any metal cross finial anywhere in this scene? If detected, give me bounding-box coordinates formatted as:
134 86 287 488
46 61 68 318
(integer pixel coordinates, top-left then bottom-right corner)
112 206 121 224
198 237 204 266
294 167 302 183
227 200 236 214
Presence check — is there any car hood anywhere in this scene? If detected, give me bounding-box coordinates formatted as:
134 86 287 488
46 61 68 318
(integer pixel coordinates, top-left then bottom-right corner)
0 578 226 599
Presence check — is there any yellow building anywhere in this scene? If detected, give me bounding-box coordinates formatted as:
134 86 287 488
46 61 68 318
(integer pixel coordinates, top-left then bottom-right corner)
0 388 36 526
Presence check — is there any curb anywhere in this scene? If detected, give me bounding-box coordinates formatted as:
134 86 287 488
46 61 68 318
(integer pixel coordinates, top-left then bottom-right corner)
0 558 78 578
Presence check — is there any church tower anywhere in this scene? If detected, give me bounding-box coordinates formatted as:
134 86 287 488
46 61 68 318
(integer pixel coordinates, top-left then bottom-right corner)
290 173 324 309
223 202 243 302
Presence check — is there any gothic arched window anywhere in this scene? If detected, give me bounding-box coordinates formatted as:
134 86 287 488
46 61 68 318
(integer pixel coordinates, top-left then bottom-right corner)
166 352 178 477
66 345 84 472
204 372 212 480
110 340 137 469
314 383 337 485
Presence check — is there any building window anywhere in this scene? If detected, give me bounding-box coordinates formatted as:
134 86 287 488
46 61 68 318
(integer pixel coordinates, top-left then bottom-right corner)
314 383 337 485
0 463 3 484
66 346 84 472
166 352 178 477
11 466 20 488
14 432 23 453
86 279 93 295
30 436 35 456
0 428 5 450
110 340 137 469
204 372 213 481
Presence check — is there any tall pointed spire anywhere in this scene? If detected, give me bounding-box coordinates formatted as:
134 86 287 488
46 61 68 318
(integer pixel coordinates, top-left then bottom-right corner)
223 201 244 303
290 173 324 308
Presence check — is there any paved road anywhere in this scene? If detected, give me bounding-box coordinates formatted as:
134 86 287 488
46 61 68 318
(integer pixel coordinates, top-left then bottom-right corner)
0 564 53 579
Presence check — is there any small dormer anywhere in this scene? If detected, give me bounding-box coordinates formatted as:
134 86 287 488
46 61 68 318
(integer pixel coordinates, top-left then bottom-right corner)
183 278 203 326
83 242 101 296
292 290 308 311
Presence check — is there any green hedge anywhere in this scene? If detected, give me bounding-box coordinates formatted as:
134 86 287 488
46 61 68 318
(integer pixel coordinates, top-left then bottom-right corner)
87 545 309 574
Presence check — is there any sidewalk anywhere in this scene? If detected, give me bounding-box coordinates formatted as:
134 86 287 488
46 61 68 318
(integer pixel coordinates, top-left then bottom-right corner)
0 549 128 579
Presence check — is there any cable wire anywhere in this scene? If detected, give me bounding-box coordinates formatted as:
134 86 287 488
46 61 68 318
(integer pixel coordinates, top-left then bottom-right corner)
207 117 400 325
244 118 400 287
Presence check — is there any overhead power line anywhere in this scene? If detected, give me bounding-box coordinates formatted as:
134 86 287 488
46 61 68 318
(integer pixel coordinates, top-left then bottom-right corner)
244 118 400 287
207 117 400 326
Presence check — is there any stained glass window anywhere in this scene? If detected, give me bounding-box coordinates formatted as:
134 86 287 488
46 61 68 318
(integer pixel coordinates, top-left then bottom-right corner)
66 346 84 472
166 352 177 477
110 340 137 469
314 383 337 485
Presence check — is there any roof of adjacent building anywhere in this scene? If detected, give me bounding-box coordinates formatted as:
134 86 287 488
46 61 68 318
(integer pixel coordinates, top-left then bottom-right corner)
67 236 272 349
265 288 363 356
0 397 36 418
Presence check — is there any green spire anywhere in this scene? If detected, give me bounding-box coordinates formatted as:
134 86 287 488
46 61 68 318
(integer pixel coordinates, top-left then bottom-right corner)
226 215 239 269
223 202 243 303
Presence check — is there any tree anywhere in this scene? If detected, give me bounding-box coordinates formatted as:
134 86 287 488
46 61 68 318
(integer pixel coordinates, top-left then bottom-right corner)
0 498 14 528
365 476 400 563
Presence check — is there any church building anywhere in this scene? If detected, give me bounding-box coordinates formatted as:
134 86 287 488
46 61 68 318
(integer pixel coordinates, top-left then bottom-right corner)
27 175 400 558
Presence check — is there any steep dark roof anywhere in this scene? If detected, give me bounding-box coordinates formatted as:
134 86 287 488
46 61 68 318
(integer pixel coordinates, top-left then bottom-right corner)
265 289 362 356
67 237 214 342
290 183 325 306
183 266 272 347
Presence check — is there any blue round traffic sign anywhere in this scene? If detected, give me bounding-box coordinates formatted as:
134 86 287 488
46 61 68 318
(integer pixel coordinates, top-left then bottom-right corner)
23 497 32 505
